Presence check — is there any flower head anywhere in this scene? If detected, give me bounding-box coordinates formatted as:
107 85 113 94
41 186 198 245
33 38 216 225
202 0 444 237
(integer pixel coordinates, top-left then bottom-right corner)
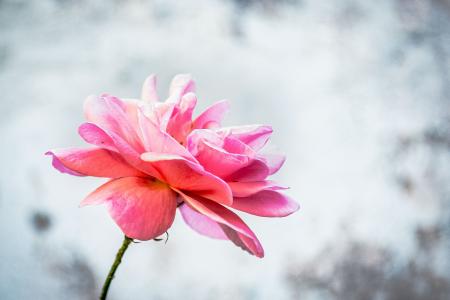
47 74 299 258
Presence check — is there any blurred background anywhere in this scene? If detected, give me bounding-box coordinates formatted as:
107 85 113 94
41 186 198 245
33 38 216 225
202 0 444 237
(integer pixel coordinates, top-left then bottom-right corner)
1 0 449 299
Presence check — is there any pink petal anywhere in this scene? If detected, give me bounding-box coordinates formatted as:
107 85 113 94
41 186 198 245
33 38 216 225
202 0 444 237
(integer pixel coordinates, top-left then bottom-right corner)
187 130 254 178
178 191 264 257
78 122 117 152
193 100 230 129
163 92 197 144
137 109 196 162
188 138 249 178
141 152 232 206
219 225 264 258
260 153 286 175
46 150 84 176
82 177 177 240
188 130 269 182
83 95 144 152
187 129 255 156
46 147 145 178
79 122 161 178
141 74 159 102
217 125 273 151
231 190 299 217
186 128 222 151
80 118 199 179
222 136 256 156
228 181 287 197
141 101 175 131
121 98 142 134
167 74 196 103
179 204 228 239
225 158 270 182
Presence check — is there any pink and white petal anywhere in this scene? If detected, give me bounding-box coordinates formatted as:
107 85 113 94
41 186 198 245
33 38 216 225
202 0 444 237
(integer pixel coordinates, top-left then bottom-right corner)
178 92 197 113
186 129 223 153
141 152 232 206
179 204 227 240
83 95 143 152
81 177 177 240
190 139 249 178
46 147 145 178
79 122 161 178
219 225 264 258
187 130 254 178
47 150 84 176
121 98 143 135
178 191 264 257
79 122 117 151
217 125 273 151
165 92 197 143
141 74 159 102
137 109 196 162
259 153 286 175
228 181 288 197
188 129 255 157
193 100 230 129
107 130 162 178
225 158 270 182
167 74 196 103
231 190 299 217
222 136 256 156
141 101 175 131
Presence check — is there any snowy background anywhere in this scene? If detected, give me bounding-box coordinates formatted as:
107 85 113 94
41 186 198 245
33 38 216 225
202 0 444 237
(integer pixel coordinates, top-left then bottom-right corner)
1 0 449 299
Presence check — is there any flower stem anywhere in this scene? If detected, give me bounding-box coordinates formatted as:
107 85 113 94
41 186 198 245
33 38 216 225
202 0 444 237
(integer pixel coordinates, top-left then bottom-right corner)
100 236 133 300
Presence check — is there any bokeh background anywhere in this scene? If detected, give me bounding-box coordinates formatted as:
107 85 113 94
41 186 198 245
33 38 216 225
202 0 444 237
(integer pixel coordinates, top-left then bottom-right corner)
1 0 450 299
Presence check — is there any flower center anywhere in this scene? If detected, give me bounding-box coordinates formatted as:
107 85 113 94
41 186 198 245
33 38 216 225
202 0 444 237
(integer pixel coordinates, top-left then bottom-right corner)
149 177 170 189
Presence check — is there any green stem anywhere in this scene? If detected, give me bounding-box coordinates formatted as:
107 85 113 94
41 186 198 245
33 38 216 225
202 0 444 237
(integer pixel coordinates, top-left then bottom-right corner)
100 236 133 300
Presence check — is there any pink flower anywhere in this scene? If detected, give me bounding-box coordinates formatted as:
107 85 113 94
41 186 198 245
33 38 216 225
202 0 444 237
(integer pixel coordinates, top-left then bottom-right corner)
47 74 299 258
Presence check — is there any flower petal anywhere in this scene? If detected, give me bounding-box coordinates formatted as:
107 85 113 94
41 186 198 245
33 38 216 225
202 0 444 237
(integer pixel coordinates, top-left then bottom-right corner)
138 108 196 162
166 92 197 143
225 158 270 182
231 190 299 217
179 204 228 239
188 130 270 182
188 139 249 178
142 101 175 131
217 125 273 151
228 181 287 197
167 74 196 103
78 122 117 151
81 177 177 240
193 100 230 129
83 94 144 152
141 74 159 102
46 147 144 178
219 225 263 258
187 130 255 178
260 153 286 175
177 191 264 257
79 122 161 177
46 150 84 176
141 152 232 206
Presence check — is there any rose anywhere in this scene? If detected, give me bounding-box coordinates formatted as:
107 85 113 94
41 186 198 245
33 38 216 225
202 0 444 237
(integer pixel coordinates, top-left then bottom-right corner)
47 74 299 258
